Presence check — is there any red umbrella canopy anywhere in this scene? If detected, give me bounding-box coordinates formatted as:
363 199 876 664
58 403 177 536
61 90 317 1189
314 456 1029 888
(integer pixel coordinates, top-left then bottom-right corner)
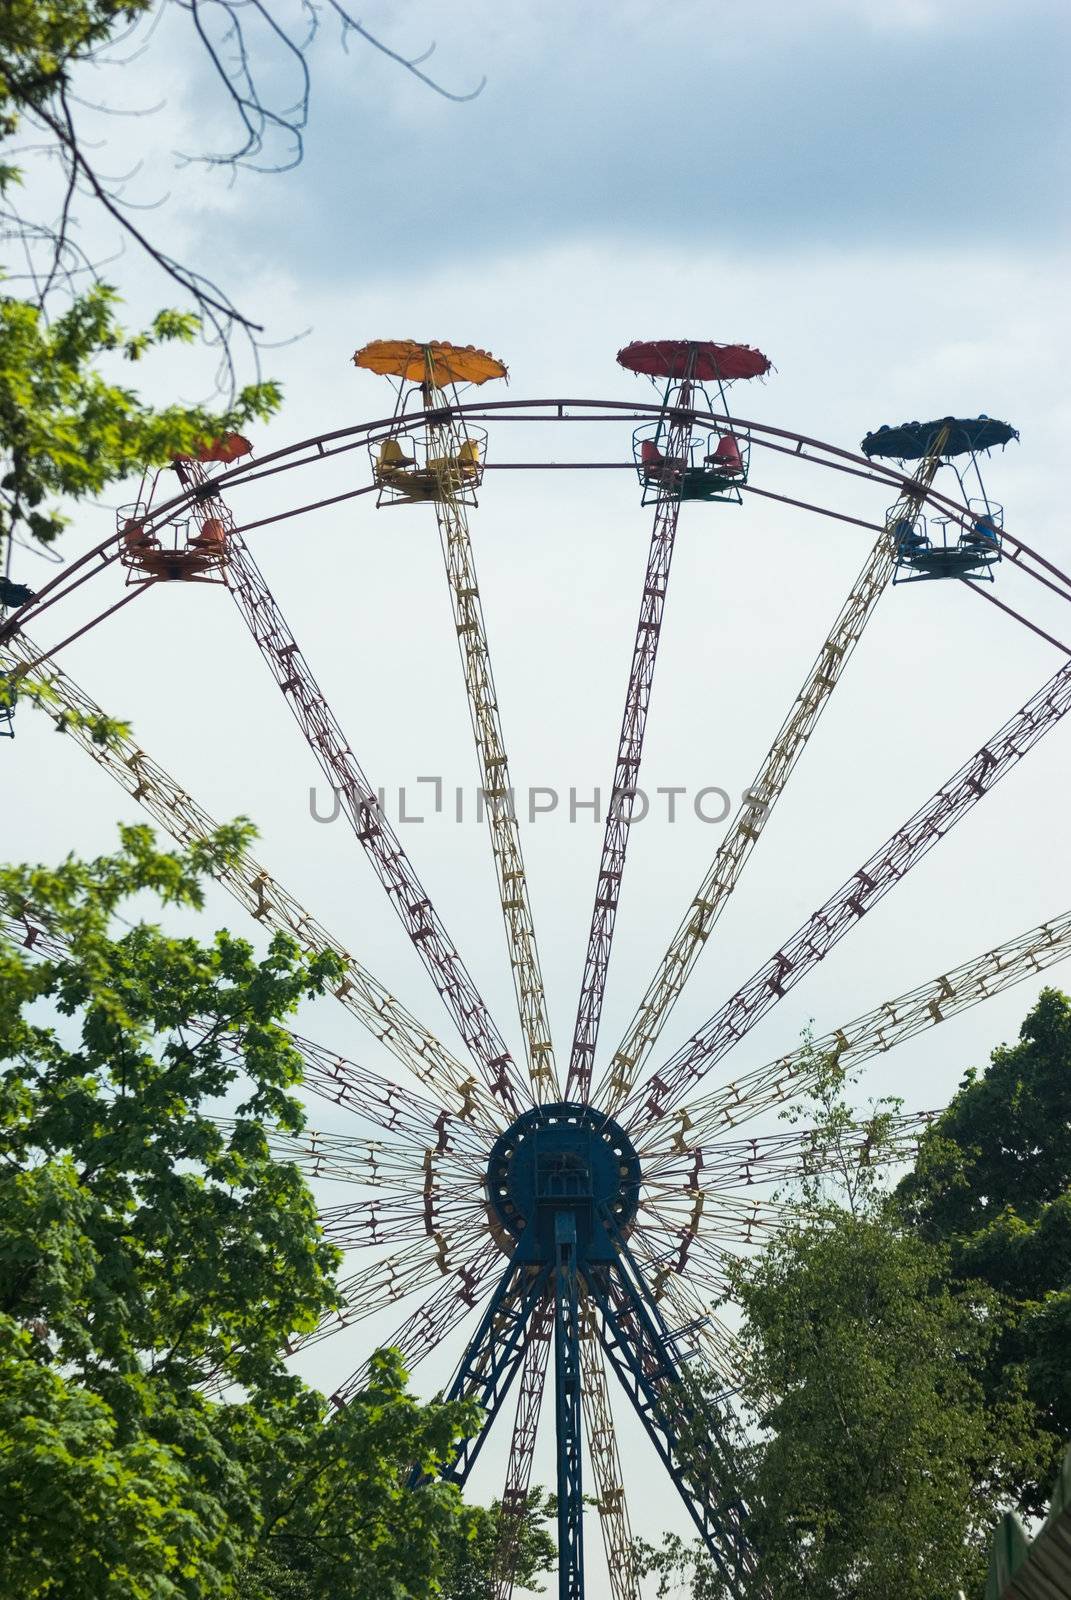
617 340 771 382
173 434 253 464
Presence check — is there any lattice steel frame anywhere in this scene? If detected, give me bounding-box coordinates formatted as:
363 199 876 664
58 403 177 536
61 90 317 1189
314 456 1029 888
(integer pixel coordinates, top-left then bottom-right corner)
3 390 1068 1600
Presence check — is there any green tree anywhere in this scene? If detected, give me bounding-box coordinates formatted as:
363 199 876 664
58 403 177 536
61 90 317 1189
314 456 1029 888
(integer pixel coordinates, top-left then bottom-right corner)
732 1211 1036 1599
439 1488 558 1600
636 1047 1047 1600
0 826 543 1600
895 986 1071 1508
0 285 279 550
1 3 281 563
0 0 477 571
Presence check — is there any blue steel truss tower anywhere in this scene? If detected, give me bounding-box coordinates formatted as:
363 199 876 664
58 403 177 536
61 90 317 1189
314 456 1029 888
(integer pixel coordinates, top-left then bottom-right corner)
424 1104 759 1600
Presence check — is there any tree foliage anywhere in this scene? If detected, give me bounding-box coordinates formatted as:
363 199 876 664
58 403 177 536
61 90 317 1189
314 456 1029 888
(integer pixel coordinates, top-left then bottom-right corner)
438 1488 558 1600
0 0 480 573
0 826 554 1600
895 986 1071 1508
731 1210 1039 1600
0 284 279 549
0 3 283 568
636 1035 1063 1600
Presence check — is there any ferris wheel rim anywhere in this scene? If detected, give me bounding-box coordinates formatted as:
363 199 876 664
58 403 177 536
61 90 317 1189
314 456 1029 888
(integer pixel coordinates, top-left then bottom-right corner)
3 394 1051 658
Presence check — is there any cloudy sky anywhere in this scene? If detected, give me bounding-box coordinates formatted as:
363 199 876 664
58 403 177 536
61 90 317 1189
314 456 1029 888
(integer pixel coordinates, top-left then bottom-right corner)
7 0 1071 1590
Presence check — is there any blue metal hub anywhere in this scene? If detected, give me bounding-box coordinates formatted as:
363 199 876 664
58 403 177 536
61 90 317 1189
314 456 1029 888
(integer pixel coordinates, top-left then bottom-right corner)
485 1102 642 1264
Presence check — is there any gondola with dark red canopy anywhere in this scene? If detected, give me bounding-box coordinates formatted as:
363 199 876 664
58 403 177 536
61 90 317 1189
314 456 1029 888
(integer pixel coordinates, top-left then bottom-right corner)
620 339 770 506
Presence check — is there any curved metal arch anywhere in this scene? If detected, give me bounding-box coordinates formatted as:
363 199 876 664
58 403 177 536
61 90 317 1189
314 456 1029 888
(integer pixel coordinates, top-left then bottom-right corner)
138 396 1005 538
6 395 1061 656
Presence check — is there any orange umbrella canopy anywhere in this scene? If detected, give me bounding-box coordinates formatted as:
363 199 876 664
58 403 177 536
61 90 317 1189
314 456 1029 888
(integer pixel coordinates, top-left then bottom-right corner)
353 339 507 387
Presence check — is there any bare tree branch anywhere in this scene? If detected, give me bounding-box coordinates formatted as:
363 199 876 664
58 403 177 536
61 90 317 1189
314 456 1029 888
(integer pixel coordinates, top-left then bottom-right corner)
2 0 485 403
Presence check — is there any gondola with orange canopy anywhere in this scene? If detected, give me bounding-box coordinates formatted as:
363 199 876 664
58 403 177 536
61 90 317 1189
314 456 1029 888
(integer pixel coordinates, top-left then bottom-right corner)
353 340 506 507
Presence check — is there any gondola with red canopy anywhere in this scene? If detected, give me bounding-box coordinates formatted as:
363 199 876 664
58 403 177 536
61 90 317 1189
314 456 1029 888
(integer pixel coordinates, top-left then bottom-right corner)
619 340 771 506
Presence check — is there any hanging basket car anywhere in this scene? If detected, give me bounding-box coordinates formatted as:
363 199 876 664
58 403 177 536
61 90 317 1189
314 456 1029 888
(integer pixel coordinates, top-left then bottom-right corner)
620 339 770 506
863 415 1016 584
355 339 505 507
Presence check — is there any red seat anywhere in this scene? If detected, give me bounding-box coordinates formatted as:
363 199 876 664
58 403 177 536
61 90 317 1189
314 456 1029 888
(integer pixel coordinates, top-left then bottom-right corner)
710 434 744 474
640 437 687 479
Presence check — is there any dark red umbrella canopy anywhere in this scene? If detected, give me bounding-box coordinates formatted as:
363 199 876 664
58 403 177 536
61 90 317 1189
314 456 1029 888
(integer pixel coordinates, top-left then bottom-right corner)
174 434 254 465
617 340 771 382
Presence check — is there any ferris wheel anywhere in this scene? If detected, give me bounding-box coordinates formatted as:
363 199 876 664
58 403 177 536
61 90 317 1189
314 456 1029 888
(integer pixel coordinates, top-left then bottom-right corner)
3 338 1071 1600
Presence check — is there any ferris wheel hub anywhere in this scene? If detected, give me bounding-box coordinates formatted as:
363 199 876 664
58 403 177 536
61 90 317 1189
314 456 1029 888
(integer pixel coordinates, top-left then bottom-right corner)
484 1103 641 1262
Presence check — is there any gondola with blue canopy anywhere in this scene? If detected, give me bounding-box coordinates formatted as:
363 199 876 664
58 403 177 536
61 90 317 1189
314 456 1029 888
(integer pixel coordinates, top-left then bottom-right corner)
862 414 1017 585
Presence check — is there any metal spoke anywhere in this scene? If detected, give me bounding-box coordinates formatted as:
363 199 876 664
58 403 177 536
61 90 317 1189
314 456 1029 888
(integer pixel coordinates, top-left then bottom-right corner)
565 383 697 1102
634 1225 743 1301
631 1234 745 1391
656 905 1071 1150
492 1294 554 1600
428 410 559 1102
1 908 68 962
594 440 950 1114
579 1294 640 1600
291 1220 487 1352
286 1030 490 1153
329 1240 501 1408
211 1116 482 1189
207 485 528 1117
640 1193 786 1250
0 632 502 1135
643 1110 936 1187
194 1017 490 1155
317 1189 485 1247
622 650 1071 1131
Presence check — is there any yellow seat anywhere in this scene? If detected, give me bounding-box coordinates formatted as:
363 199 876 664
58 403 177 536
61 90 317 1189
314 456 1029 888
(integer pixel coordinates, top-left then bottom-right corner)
425 441 480 477
457 438 481 477
377 437 415 474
